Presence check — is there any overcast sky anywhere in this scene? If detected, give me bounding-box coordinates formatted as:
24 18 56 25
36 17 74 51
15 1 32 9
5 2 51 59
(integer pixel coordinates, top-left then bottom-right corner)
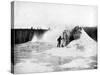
14 1 98 29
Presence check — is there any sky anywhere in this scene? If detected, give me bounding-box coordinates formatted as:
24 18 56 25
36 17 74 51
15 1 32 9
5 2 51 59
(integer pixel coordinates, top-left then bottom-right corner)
13 1 98 29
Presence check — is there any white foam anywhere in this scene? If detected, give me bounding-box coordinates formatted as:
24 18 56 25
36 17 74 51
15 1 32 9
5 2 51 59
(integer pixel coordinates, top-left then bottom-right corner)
44 28 97 58
14 60 53 74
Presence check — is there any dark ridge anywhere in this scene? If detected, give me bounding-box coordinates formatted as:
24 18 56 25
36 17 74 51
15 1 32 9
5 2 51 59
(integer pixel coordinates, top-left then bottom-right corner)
83 27 97 41
11 29 48 45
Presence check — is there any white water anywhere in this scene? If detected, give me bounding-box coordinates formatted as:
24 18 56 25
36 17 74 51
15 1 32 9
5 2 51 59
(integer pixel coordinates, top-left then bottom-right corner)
31 35 38 42
41 27 67 44
14 28 97 74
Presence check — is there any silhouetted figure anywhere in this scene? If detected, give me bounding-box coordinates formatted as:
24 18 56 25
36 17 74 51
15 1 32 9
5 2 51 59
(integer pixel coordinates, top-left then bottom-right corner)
57 36 62 47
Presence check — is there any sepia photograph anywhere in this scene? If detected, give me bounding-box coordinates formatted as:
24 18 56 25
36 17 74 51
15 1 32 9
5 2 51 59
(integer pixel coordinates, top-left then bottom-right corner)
11 1 98 74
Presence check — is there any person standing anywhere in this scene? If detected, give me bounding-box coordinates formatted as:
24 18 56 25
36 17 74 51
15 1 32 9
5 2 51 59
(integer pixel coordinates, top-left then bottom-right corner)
57 36 62 47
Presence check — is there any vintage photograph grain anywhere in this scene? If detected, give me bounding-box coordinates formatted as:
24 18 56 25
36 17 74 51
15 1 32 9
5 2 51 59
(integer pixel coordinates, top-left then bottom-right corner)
11 1 98 74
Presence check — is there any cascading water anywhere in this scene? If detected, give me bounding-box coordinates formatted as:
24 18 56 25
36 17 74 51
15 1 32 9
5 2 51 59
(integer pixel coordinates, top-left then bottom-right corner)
42 27 67 44
31 35 38 42
31 29 48 42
